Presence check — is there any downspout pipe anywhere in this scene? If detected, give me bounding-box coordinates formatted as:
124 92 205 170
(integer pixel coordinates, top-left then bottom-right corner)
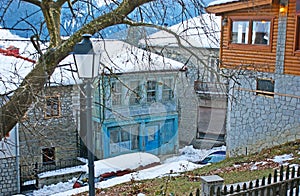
15 124 20 193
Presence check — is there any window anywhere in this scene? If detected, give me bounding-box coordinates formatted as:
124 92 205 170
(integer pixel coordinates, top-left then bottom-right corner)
230 17 272 50
232 21 249 44
252 21 270 45
146 81 157 102
45 96 61 118
295 16 300 51
129 81 141 105
162 79 173 101
207 56 219 82
256 78 274 97
109 125 139 155
42 147 55 165
196 107 226 140
295 0 300 52
111 81 122 105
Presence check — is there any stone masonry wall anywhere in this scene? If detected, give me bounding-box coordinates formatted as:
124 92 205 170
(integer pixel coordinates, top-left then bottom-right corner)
227 72 300 156
18 85 80 183
0 157 18 195
176 72 199 147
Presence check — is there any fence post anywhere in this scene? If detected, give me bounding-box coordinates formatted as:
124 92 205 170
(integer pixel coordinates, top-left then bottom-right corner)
200 175 224 196
286 165 290 180
280 165 284 181
34 162 39 188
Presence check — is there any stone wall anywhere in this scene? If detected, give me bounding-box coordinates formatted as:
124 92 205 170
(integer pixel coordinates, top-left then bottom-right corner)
18 85 80 182
226 72 300 156
175 72 199 147
0 157 18 195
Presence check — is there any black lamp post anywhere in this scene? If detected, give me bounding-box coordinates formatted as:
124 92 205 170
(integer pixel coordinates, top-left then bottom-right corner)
73 34 100 196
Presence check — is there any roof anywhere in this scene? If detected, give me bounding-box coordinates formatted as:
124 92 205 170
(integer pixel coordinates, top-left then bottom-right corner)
138 13 221 49
207 0 240 7
206 0 272 14
99 40 184 73
0 29 79 95
0 30 184 94
60 39 184 75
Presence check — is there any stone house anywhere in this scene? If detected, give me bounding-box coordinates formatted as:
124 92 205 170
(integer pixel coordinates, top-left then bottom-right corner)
18 84 81 188
138 14 227 149
86 40 187 159
0 30 82 193
0 30 189 194
207 0 300 156
0 128 19 195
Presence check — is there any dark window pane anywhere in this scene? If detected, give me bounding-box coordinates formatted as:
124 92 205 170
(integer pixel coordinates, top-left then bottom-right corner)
42 147 55 165
257 78 274 96
45 96 60 117
252 21 270 45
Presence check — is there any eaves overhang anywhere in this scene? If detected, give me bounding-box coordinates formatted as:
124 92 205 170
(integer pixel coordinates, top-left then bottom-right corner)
206 0 273 14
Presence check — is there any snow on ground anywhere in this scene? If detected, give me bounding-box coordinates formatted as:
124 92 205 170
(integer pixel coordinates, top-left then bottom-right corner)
16 147 299 196
164 145 226 163
23 146 224 196
86 152 160 177
270 153 294 165
38 166 85 179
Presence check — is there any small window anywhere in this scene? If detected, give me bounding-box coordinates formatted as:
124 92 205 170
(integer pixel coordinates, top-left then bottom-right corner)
162 79 173 101
45 96 61 118
146 81 157 102
256 78 274 97
129 81 141 105
111 81 122 105
42 147 55 165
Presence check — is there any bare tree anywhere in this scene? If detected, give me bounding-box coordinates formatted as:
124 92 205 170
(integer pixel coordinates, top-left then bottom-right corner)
0 0 219 140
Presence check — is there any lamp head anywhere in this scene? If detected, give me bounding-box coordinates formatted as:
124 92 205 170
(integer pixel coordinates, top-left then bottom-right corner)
73 34 100 79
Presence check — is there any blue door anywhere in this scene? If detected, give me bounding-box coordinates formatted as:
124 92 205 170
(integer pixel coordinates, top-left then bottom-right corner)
145 124 160 152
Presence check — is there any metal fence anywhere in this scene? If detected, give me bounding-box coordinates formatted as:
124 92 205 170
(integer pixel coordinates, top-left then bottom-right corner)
20 158 84 188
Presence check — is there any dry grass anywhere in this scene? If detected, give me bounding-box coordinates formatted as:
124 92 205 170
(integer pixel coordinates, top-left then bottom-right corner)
73 139 300 196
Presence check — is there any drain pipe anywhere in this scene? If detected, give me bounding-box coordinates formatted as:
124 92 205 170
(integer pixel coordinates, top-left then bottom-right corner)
15 124 20 193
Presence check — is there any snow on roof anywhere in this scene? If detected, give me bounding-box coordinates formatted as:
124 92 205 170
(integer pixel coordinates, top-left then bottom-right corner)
95 40 184 73
0 30 183 95
139 13 221 48
0 29 80 95
207 0 240 7
59 40 184 76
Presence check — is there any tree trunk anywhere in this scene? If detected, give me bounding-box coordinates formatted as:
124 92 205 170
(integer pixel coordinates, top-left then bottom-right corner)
0 0 154 140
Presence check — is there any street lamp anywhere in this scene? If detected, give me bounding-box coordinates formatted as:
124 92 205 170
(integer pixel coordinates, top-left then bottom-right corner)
73 34 100 196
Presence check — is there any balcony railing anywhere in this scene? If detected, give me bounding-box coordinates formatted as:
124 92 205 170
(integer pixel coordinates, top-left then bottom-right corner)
194 81 228 99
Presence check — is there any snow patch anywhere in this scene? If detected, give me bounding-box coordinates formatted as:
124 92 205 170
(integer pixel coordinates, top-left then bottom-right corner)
207 0 240 7
84 152 160 177
271 154 294 164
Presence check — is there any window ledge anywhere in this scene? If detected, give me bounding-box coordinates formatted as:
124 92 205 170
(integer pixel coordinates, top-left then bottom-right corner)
228 44 272 52
294 50 300 56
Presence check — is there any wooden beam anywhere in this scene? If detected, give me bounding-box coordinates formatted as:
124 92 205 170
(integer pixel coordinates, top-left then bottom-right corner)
206 0 273 14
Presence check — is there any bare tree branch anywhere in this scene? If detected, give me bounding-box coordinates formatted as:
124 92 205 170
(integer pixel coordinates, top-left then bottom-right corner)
1 0 156 140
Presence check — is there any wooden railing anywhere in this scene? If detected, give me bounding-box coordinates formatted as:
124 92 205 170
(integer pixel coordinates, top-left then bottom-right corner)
189 165 300 196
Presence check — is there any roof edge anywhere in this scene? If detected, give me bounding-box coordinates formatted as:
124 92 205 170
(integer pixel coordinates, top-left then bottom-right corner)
206 0 273 14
